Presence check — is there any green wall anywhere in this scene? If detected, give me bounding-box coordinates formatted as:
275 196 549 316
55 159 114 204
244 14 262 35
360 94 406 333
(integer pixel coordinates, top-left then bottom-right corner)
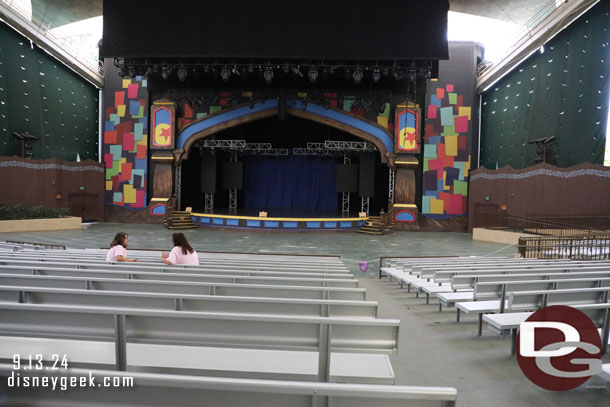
480 0 610 169
0 21 99 161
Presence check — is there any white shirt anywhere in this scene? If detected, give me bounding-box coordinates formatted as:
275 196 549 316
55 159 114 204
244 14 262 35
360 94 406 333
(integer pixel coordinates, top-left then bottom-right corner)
106 245 127 262
166 246 199 265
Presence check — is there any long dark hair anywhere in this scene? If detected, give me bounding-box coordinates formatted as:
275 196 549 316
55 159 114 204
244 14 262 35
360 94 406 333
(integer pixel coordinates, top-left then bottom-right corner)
110 232 128 248
172 233 194 255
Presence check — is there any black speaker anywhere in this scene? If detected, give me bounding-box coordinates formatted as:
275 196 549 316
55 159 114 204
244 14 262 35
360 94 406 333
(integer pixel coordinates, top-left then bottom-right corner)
200 153 216 193
221 161 244 190
336 164 358 193
359 154 375 197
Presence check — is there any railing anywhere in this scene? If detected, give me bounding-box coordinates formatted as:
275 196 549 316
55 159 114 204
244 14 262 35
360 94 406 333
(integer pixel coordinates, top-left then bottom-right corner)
476 0 562 78
0 0 102 74
518 234 610 260
527 213 610 231
479 212 607 237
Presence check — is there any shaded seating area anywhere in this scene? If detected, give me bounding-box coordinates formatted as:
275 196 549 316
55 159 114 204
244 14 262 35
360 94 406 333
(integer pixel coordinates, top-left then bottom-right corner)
0 244 458 407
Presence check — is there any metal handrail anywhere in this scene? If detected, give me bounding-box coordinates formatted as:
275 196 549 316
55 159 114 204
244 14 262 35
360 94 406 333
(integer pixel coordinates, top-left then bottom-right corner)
476 0 563 78
0 0 100 73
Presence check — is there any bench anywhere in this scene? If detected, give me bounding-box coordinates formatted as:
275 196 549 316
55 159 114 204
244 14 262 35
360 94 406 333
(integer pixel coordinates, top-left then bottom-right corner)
0 363 458 407
0 256 351 275
0 285 379 317
483 303 610 355
0 302 399 383
0 264 359 288
456 282 610 335
437 270 610 310
0 273 367 300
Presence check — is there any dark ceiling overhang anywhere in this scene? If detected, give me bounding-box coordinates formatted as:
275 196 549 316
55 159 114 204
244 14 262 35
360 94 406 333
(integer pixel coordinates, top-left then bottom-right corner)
102 0 449 61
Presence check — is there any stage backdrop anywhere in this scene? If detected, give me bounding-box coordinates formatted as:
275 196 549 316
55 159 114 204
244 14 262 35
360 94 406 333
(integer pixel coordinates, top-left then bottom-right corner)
244 156 336 211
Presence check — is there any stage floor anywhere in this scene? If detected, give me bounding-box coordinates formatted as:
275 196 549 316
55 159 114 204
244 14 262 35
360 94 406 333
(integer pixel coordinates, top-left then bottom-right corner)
189 208 368 231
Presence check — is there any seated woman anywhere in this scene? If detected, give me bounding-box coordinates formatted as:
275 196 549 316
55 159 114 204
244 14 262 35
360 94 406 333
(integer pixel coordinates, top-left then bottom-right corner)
106 232 139 262
162 233 199 265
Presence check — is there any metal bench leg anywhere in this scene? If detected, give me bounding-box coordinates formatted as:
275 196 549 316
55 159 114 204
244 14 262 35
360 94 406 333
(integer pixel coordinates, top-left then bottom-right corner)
415 290 419 299
439 302 443 312
478 314 483 336
456 309 460 322
407 284 411 293
426 293 430 305
511 329 518 356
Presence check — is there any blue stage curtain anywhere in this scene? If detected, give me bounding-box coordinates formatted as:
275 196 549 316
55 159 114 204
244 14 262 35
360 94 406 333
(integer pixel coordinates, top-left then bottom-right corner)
243 156 336 211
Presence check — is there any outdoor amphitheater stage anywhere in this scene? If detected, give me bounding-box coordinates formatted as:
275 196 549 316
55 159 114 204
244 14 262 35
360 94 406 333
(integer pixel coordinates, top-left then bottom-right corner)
189 208 368 231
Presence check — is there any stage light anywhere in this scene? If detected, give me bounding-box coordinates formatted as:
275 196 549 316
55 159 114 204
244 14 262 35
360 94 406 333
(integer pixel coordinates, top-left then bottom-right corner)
353 69 363 84
248 64 254 74
379 102 386 114
264 67 274 84
283 65 290 74
329 66 335 74
408 69 417 82
177 67 188 82
308 69 318 83
161 66 171 80
220 67 230 82
391 69 400 80
383 67 389 76
292 66 303 78
118 66 127 77
144 66 152 77
128 66 136 78
372 69 381 83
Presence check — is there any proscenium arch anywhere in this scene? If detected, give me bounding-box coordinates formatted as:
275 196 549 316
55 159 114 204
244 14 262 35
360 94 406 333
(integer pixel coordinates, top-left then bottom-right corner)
175 99 394 163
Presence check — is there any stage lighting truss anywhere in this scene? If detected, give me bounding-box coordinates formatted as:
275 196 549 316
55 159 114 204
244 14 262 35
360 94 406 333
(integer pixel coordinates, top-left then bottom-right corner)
323 141 377 151
241 149 288 156
293 147 336 156
194 139 246 149
113 57 435 84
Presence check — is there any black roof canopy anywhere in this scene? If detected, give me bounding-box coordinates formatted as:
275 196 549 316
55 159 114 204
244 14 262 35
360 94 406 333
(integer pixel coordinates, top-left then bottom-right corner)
102 0 449 61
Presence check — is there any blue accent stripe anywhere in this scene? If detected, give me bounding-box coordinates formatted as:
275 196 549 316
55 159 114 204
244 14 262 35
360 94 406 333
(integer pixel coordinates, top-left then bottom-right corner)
324 222 338 228
226 219 239 226
264 221 280 228
212 218 224 225
306 222 321 229
199 217 210 224
282 222 298 228
340 222 353 228
177 99 279 149
246 220 261 227
287 99 394 153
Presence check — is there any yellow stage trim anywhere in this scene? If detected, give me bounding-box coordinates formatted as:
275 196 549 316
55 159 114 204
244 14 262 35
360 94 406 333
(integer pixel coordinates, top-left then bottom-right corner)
395 160 419 165
153 101 175 105
393 204 417 208
151 156 174 161
150 198 169 202
191 212 368 222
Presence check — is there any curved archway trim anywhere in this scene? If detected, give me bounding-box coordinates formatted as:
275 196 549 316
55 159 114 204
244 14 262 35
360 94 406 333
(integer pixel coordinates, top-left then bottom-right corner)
176 99 279 150
285 99 394 153
175 98 394 162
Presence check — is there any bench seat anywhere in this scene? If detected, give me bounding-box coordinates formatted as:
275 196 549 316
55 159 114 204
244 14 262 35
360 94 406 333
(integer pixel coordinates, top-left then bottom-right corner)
0 336 395 384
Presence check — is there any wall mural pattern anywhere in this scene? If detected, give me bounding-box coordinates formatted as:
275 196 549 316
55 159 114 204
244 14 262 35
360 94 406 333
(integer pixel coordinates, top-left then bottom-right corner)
422 83 471 218
102 76 149 209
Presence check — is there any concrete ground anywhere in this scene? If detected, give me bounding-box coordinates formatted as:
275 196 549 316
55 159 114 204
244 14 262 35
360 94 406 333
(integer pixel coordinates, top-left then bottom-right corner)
0 223 608 406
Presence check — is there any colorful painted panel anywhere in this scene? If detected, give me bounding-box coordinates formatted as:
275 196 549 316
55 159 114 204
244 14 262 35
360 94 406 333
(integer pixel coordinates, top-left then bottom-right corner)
395 210 416 223
152 106 173 148
422 83 471 217
103 76 149 209
395 106 420 153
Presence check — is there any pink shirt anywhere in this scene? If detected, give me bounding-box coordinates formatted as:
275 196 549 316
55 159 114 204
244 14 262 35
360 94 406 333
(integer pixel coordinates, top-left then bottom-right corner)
106 245 127 262
166 246 199 265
